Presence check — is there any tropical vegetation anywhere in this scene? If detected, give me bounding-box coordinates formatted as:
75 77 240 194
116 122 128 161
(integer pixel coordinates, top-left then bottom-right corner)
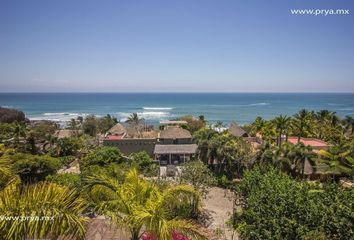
0 107 353 239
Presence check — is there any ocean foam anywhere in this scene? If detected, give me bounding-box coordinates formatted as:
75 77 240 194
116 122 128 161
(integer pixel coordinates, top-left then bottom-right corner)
30 112 88 122
338 108 354 111
328 103 345 106
249 102 270 106
117 111 171 120
143 107 173 110
43 112 81 116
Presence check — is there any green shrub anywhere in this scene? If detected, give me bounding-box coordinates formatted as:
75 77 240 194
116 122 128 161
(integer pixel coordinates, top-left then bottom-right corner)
4 153 61 183
129 151 158 177
46 173 81 188
81 146 123 170
179 160 216 196
235 167 354 240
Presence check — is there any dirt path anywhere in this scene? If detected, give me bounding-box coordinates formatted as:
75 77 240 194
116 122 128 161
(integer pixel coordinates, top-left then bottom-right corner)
202 187 238 240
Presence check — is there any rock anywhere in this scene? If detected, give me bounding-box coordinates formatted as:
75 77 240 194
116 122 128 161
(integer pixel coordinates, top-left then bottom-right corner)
0 107 26 123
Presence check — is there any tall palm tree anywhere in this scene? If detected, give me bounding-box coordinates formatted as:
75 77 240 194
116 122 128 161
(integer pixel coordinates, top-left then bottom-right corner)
126 113 145 137
214 121 225 132
84 169 205 240
330 113 340 128
342 115 354 135
316 110 332 123
273 115 291 147
251 116 265 136
13 121 26 148
293 109 311 143
126 113 144 125
0 182 88 239
68 118 79 131
193 128 217 164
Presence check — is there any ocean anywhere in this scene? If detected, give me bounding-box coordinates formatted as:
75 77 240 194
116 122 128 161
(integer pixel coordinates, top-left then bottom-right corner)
1 93 354 126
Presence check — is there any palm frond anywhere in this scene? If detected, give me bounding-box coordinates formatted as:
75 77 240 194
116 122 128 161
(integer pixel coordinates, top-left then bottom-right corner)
0 182 88 240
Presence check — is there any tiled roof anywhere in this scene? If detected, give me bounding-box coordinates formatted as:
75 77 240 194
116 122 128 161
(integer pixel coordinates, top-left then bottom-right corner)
105 135 123 140
287 137 329 147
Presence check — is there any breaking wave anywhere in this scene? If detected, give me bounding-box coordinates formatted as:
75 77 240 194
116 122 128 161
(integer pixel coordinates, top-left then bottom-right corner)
249 102 270 106
338 108 354 111
143 107 173 110
116 111 171 120
43 112 81 116
29 112 88 122
328 103 344 106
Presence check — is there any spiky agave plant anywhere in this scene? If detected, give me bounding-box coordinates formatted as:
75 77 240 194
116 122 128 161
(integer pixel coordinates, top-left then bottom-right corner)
84 169 206 240
0 182 88 240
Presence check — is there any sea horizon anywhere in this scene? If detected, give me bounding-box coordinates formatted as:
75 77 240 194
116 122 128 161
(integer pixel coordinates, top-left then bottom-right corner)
1 91 354 94
1 92 354 126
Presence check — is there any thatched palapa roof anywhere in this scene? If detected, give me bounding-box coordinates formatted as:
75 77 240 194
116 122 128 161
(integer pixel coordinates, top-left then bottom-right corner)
159 126 192 139
154 144 198 154
229 121 249 137
107 123 127 136
54 130 82 139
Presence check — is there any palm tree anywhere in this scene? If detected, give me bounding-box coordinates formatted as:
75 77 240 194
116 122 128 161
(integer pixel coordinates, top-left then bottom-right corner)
330 113 340 128
342 115 354 135
214 121 225 132
316 110 332 123
251 116 265 136
254 143 275 167
0 157 19 189
68 118 79 131
126 113 145 137
290 143 315 179
316 146 352 175
0 182 88 239
84 169 205 240
293 109 311 143
193 128 217 164
274 143 294 174
126 113 144 125
13 121 26 148
314 110 338 138
273 115 291 146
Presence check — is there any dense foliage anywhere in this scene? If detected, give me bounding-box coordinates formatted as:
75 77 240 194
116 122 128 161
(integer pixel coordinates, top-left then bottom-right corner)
129 151 159 177
244 109 353 145
2 152 61 183
81 146 123 169
46 173 81 188
235 167 354 240
0 107 353 239
193 129 254 178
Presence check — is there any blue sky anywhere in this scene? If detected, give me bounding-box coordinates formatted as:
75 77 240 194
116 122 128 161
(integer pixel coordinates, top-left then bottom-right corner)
0 0 353 92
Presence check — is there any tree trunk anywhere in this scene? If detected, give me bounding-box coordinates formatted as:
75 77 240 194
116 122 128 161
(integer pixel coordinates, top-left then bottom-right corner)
131 228 140 240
